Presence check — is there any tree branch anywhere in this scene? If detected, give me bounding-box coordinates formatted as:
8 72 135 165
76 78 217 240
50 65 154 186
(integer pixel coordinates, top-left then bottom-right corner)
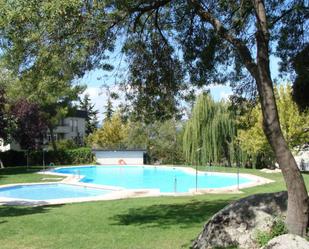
129 0 171 13
155 8 169 47
269 5 309 28
251 0 269 41
188 0 259 79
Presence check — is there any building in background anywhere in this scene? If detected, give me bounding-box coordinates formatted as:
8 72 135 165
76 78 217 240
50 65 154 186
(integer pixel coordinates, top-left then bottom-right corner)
45 110 87 144
93 149 147 165
0 110 87 152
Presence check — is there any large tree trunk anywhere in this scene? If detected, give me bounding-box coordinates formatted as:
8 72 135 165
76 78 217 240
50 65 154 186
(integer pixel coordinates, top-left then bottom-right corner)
254 28 309 235
188 0 309 235
48 126 57 152
257 76 308 235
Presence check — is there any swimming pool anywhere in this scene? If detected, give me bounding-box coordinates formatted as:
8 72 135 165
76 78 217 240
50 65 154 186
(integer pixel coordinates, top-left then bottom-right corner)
0 183 111 201
52 165 254 193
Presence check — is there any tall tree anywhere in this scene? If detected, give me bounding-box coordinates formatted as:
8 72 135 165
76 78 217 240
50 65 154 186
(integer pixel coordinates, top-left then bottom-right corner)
0 66 17 167
292 45 309 111
89 113 128 149
0 85 9 168
6 76 85 151
0 0 113 150
113 0 309 235
124 119 185 164
80 93 99 135
104 96 114 122
0 65 17 143
183 93 236 166
238 84 309 166
122 32 185 123
102 85 117 122
11 100 47 150
0 86 7 142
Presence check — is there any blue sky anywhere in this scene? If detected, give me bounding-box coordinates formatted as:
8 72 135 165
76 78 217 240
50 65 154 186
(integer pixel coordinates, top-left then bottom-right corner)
79 52 281 121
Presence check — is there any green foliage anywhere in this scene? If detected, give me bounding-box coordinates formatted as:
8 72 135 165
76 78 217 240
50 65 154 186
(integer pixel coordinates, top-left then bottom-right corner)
255 218 288 247
0 147 93 167
87 113 184 164
88 113 128 149
236 105 274 168
123 32 185 123
0 0 109 150
183 93 236 166
51 139 79 150
59 147 94 165
124 121 148 149
292 45 309 111
104 96 114 122
148 119 184 164
30 147 94 165
124 119 185 164
276 84 309 149
79 93 99 135
0 150 27 167
237 84 309 168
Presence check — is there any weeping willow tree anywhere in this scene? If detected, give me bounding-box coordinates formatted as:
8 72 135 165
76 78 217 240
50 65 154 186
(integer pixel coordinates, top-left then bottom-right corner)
183 93 237 166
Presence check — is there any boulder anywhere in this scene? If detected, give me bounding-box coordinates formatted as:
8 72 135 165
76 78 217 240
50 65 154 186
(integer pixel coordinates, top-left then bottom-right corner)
192 192 287 249
261 234 309 249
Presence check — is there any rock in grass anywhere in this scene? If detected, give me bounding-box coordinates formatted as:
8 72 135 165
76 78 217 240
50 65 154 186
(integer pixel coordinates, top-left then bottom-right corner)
192 192 287 249
261 234 309 249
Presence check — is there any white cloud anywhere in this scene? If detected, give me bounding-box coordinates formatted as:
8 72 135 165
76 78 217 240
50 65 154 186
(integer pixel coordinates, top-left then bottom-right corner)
81 83 233 123
81 85 126 122
219 90 232 100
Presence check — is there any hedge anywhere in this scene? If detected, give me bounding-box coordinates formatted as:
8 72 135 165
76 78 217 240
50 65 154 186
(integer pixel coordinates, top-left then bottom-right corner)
0 147 94 167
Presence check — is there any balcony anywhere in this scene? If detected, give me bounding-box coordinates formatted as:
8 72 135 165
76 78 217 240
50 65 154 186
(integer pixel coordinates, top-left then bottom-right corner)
53 125 71 134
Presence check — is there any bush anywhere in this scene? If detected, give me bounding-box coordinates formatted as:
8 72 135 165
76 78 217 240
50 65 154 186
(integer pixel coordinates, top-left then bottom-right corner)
62 147 94 165
255 218 287 247
51 139 79 150
0 150 27 166
0 147 94 167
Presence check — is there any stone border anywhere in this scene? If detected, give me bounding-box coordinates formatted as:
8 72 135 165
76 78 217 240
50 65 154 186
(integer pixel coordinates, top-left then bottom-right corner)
0 165 273 206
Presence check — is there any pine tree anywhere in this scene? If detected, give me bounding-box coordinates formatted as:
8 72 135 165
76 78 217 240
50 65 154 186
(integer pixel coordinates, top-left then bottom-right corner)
80 94 99 135
103 96 114 122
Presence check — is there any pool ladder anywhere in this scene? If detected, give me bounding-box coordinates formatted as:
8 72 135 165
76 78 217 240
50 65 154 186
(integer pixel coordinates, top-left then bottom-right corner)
173 167 177 193
174 176 177 193
75 170 81 180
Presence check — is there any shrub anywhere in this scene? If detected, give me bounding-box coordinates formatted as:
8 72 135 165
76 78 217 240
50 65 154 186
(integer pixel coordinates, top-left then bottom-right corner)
52 139 79 150
0 150 27 166
0 147 94 167
64 147 94 165
255 217 287 247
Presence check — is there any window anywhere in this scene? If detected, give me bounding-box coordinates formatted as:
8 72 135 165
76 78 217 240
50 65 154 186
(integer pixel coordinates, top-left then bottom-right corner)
47 134 57 142
59 119 64 126
74 120 78 132
70 119 73 132
47 134 52 142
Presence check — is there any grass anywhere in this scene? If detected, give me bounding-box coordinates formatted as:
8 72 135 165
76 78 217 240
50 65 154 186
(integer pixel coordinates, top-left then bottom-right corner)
0 167 63 185
0 166 309 249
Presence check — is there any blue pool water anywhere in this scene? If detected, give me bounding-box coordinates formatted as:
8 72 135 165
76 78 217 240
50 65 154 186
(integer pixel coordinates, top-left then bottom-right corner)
53 166 253 193
0 183 110 200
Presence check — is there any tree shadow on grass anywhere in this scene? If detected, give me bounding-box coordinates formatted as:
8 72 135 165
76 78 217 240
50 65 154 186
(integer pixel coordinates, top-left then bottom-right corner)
0 204 63 219
0 167 41 176
111 199 232 229
0 167 41 182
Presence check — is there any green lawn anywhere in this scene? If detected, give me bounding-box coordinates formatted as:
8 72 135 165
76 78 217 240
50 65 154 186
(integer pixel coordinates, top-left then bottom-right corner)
0 166 309 249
